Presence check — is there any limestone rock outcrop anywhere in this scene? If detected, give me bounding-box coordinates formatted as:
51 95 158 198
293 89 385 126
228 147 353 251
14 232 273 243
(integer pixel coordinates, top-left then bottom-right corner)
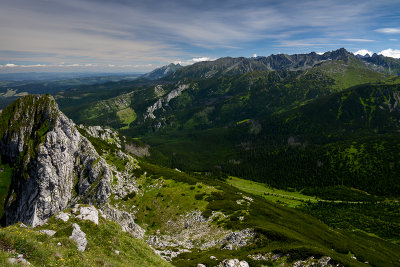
0 95 141 237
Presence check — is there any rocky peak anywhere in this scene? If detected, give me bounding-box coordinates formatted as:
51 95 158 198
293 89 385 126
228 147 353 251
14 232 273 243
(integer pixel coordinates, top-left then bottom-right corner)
322 48 352 61
142 63 183 80
0 95 113 226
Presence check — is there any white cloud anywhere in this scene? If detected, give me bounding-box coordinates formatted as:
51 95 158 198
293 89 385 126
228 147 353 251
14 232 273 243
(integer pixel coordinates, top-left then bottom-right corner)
192 57 211 62
171 57 216 66
342 38 374 42
389 39 398 41
378 49 400 59
376 28 400 34
252 54 257 58
353 49 373 56
0 63 47 68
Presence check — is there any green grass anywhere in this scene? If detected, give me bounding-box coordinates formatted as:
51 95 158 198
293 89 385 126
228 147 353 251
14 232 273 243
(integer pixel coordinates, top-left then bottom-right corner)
116 174 218 233
226 176 319 208
173 176 400 266
0 213 171 267
236 118 250 125
313 59 386 91
109 161 400 267
117 107 137 129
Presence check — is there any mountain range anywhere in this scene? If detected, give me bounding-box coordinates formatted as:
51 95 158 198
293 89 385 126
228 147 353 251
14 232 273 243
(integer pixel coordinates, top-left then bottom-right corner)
141 48 400 81
0 48 400 266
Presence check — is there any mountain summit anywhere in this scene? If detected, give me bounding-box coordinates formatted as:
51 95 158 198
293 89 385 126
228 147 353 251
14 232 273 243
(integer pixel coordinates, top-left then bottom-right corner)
141 63 183 80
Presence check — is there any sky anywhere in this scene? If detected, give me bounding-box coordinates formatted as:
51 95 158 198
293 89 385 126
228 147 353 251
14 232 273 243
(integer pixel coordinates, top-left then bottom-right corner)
1 0 400 73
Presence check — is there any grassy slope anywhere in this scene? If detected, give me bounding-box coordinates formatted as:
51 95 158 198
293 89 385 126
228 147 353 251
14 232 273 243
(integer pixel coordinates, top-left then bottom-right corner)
140 82 400 197
118 107 137 129
228 176 400 245
226 176 319 208
311 58 387 91
107 159 400 267
0 213 171 267
0 106 399 266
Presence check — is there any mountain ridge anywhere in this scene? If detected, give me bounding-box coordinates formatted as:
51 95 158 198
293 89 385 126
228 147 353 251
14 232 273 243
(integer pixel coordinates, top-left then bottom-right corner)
158 48 400 80
141 63 183 80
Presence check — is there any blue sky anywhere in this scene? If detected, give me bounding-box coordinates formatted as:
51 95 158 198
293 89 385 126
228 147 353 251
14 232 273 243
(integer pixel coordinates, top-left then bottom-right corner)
1 0 400 73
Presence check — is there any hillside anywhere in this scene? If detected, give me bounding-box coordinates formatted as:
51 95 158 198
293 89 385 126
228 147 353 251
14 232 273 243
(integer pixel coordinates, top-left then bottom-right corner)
52 49 400 198
0 96 400 266
0 95 399 266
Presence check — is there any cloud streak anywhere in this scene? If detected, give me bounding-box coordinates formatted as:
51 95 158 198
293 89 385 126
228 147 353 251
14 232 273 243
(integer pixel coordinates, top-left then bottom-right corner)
376 28 400 34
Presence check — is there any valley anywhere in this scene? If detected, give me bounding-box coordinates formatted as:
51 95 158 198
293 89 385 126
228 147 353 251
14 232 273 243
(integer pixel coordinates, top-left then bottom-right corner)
0 49 400 266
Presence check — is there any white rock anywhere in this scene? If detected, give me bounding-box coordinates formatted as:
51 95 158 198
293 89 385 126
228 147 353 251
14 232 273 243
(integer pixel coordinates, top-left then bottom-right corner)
219 259 249 267
69 223 87 251
57 242 61 246
101 204 145 239
8 254 31 265
55 212 70 222
210 256 218 260
115 250 120 255
197 264 206 267
77 206 99 225
39 229 56 236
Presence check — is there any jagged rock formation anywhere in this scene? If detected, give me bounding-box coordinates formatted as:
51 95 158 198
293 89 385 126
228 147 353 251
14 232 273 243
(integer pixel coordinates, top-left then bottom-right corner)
0 95 112 226
164 48 400 81
0 95 142 237
167 48 354 80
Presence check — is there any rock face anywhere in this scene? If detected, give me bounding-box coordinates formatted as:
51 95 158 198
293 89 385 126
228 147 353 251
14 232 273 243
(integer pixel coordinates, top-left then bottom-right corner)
0 95 111 227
